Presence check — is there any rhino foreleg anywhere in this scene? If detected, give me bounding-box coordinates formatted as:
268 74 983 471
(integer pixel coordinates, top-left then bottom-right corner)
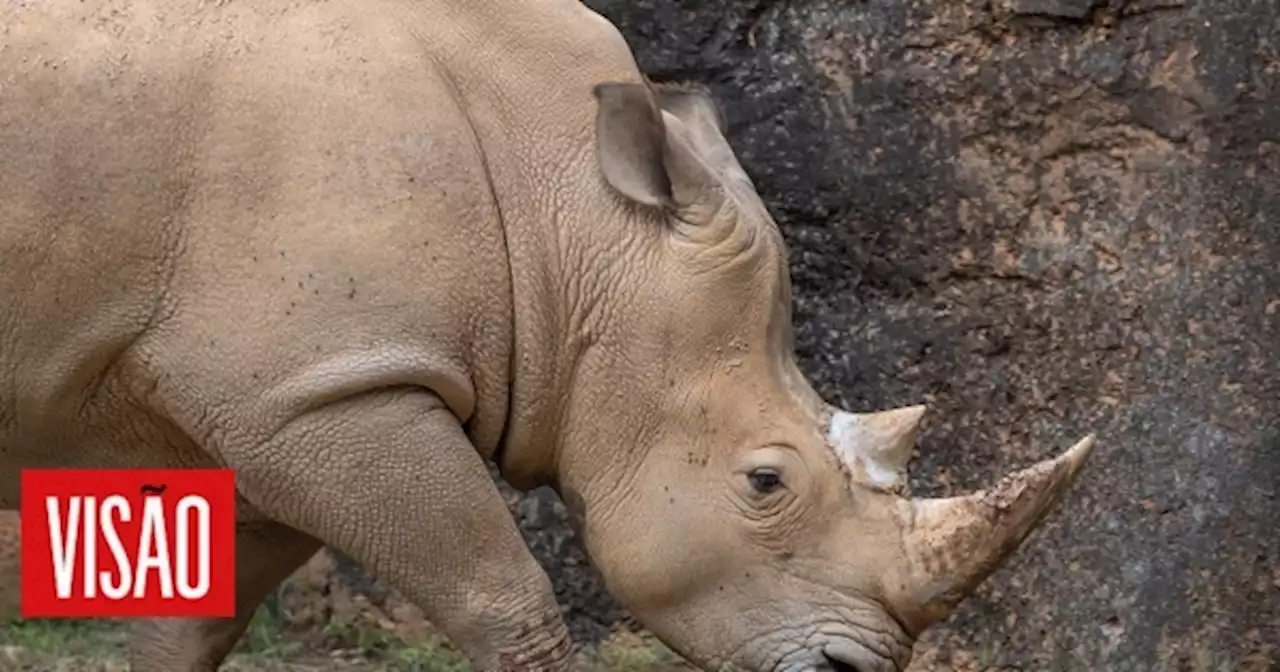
215 389 574 671
127 522 320 672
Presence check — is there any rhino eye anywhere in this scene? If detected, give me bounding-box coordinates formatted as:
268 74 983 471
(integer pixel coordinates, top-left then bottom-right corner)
747 468 784 494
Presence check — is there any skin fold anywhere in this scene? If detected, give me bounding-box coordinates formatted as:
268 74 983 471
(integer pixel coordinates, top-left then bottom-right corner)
0 1 1096 670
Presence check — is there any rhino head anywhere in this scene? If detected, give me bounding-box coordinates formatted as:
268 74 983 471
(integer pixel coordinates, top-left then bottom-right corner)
537 79 1095 671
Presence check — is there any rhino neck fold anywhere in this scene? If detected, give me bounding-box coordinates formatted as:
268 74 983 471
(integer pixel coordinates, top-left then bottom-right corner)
418 0 660 495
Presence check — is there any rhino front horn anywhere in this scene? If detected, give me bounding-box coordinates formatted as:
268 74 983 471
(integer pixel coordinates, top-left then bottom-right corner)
894 434 1096 633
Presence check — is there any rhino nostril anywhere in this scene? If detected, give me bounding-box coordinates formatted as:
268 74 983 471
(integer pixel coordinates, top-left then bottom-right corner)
822 653 862 672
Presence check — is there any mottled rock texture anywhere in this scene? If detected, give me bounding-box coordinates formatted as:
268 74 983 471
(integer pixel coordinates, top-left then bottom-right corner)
560 0 1277 668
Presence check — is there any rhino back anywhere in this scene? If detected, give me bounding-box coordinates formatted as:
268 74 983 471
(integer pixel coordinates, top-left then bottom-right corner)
0 0 514 495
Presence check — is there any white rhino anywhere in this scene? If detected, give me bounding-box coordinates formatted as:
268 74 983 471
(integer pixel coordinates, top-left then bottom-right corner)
0 0 1096 670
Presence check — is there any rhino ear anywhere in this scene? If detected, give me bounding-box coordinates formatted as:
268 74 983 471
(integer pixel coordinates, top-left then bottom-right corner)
593 82 720 214
653 83 754 191
653 84 728 136
593 82 676 210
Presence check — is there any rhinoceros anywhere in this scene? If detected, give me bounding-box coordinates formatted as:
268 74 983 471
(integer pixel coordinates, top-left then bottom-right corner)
0 0 1096 670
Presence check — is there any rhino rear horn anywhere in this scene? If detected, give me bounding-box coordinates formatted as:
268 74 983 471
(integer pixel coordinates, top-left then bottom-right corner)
828 405 927 492
895 434 1096 632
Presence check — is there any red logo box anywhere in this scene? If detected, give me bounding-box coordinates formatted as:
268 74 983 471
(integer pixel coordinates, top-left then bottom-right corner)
20 469 236 618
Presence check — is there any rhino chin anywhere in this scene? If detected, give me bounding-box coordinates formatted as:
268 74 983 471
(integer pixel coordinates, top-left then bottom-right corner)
766 646 878 672
729 625 897 672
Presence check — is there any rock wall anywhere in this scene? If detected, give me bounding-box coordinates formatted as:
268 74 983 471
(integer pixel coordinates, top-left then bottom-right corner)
547 0 1278 668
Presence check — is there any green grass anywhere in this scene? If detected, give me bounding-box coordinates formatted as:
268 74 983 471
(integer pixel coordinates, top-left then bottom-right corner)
581 637 688 672
0 605 689 671
1 617 128 656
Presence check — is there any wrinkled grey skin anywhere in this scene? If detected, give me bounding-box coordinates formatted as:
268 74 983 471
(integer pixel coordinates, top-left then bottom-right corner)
0 1 1095 670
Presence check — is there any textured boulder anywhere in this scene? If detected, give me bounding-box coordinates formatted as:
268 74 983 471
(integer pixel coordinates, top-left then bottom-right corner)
539 0 1275 667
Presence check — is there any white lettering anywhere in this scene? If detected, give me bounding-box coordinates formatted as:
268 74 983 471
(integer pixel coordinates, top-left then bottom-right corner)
41 489 218 603
99 496 132 600
174 496 210 599
46 496 80 600
82 496 97 599
133 497 173 600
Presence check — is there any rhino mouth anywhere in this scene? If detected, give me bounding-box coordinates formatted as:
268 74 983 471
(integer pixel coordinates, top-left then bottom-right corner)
820 654 862 672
